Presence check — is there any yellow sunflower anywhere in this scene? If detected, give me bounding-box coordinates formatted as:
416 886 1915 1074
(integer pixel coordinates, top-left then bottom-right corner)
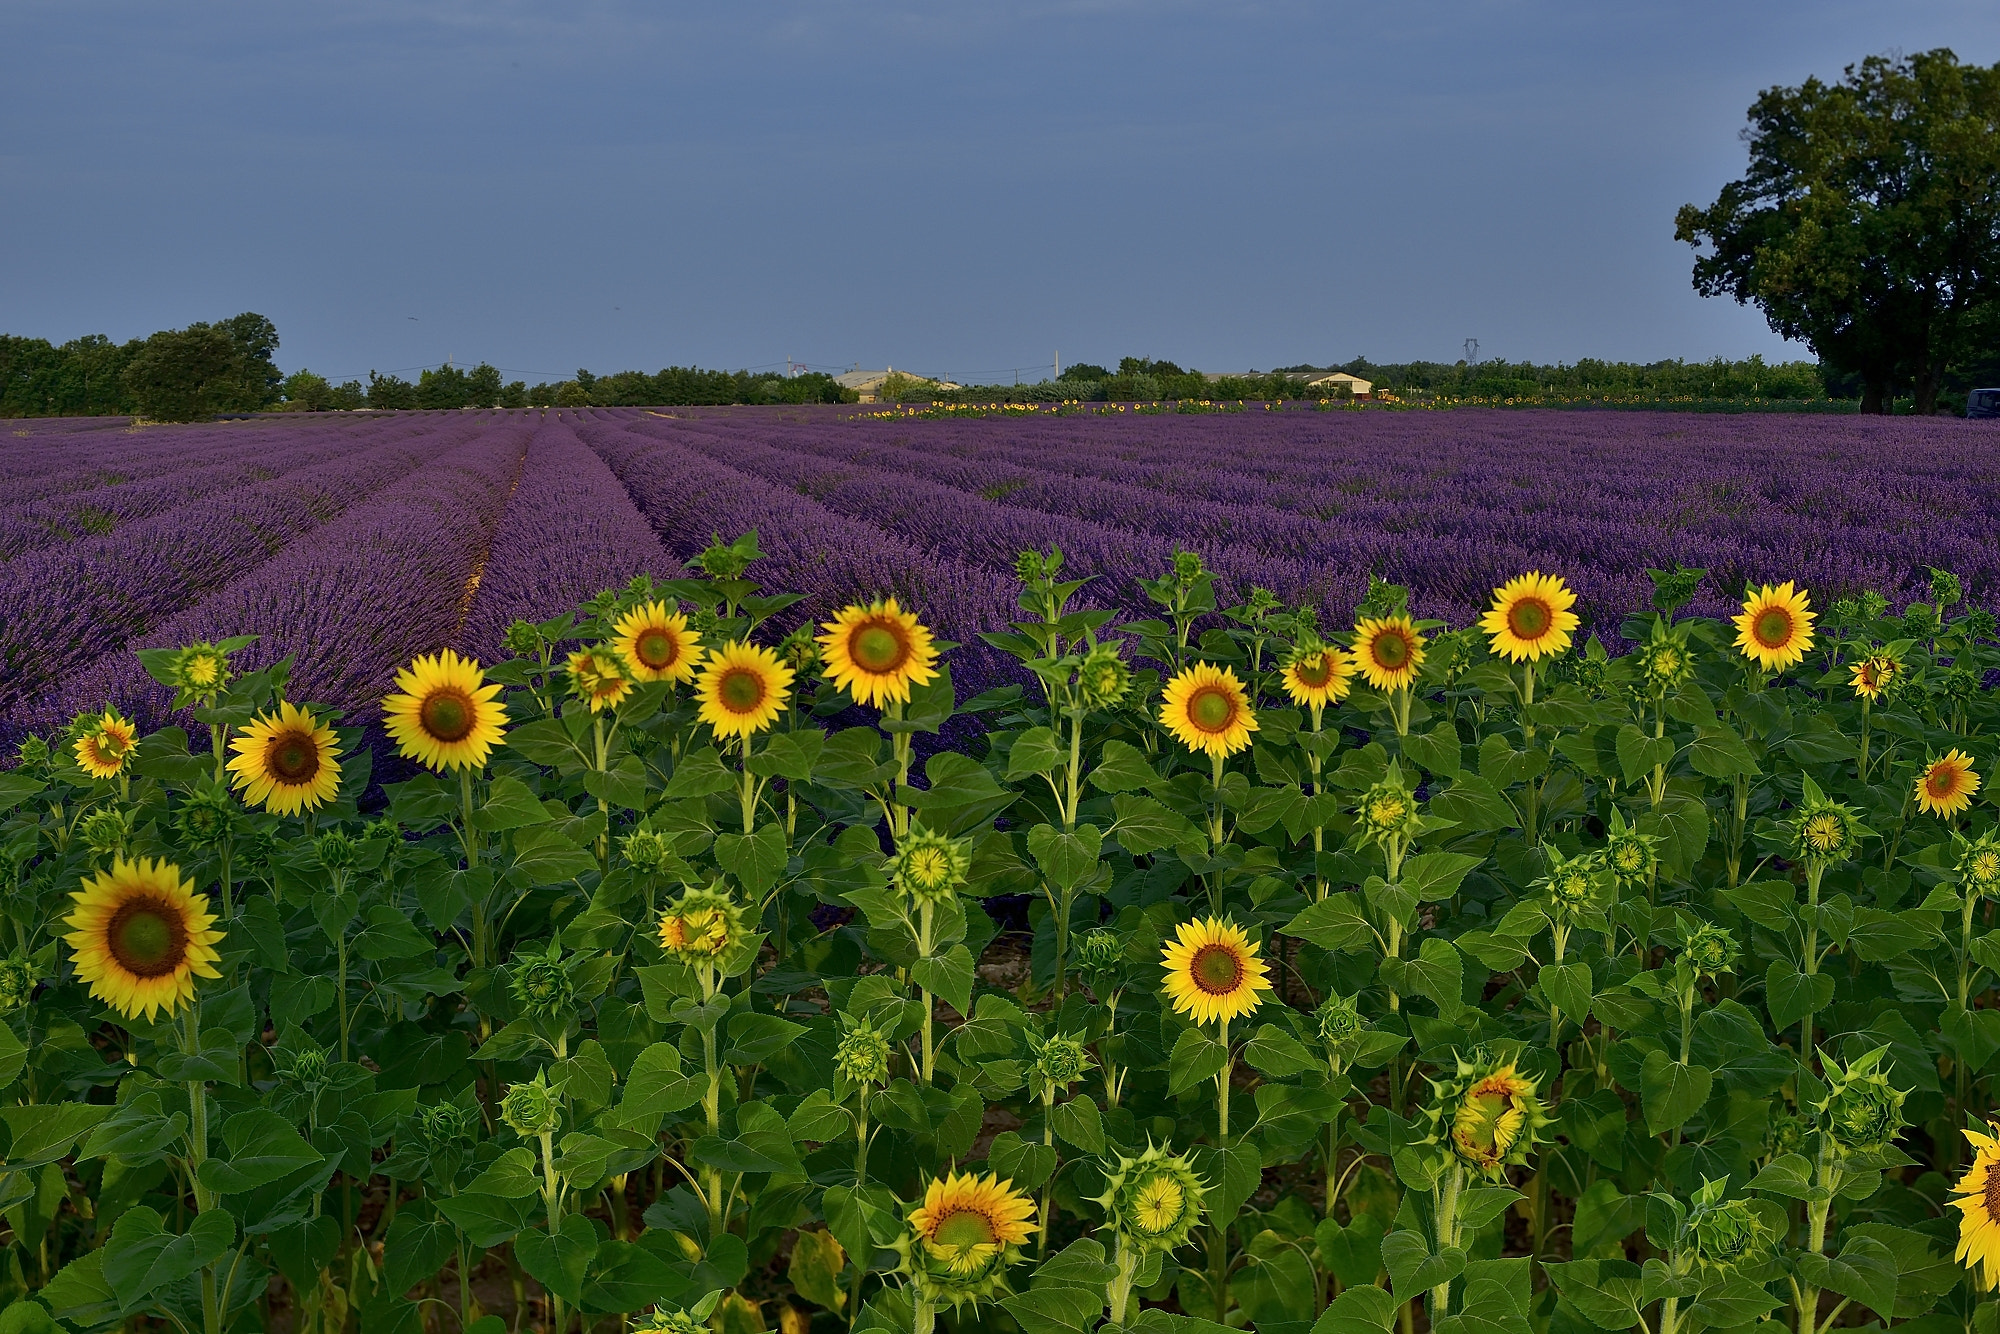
1480 572 1580 663
1734 582 1815 672
611 601 703 684
1952 1121 2000 1291
1281 645 1356 709
1158 663 1258 758
908 1172 1039 1276
226 701 342 816
818 598 939 708
64 856 224 1021
383 649 507 771
73 708 138 780
1451 1064 1537 1173
1917 750 1981 818
1849 654 1896 701
566 647 633 713
1160 916 1272 1026
1352 615 1426 692
694 641 793 739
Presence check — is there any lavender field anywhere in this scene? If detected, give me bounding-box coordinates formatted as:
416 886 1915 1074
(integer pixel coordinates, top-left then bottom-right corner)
5 405 1997 740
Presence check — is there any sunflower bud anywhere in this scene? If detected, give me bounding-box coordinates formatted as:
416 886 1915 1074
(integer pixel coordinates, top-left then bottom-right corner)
1787 778 1866 868
417 1100 477 1148
1675 920 1737 982
1092 1142 1207 1253
621 828 678 875
509 943 575 1019
1959 832 2000 899
834 1012 893 1089
500 1070 563 1138
1535 847 1607 917
1942 665 1980 703
1171 550 1206 587
889 826 972 904
171 642 232 696
1685 1179 1775 1273
1355 765 1422 850
1602 810 1659 885
287 1041 330 1086
658 887 744 959
779 624 821 676
0 956 40 1012
1421 1048 1551 1179
1014 550 1049 585
1315 993 1365 1057
79 808 133 861
632 1309 707 1334
1765 1110 1808 1159
1029 1031 1092 1093
15 736 50 770
894 1171 1039 1309
1073 928 1125 983
1968 610 1998 641
1078 643 1133 710
174 786 239 850
503 620 545 658
315 831 357 872
1813 1046 1908 1154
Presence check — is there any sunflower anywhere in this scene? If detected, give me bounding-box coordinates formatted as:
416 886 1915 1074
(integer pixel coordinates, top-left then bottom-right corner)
226 701 342 816
1917 750 1981 818
1158 663 1258 758
1452 1065 1536 1172
1160 916 1272 1026
566 647 632 713
1352 614 1426 691
1281 644 1355 709
908 1172 1038 1278
1094 1143 1207 1253
383 649 506 772
1479 572 1580 663
1849 653 1897 701
1733 582 1815 672
694 641 793 739
818 598 939 708
658 887 744 959
73 708 138 780
1952 1122 2000 1291
64 856 224 1021
612 601 704 684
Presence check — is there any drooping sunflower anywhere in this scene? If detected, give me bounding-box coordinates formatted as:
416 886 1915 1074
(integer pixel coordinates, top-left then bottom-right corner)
1951 1121 2000 1291
1733 581 1815 672
383 649 506 771
819 598 940 708
73 708 138 780
226 701 342 816
1351 614 1426 691
658 887 744 959
1849 653 1898 701
566 646 633 713
1158 663 1258 758
1917 750 1982 818
612 601 704 684
1421 1051 1551 1179
64 856 224 1021
906 1171 1038 1282
1281 644 1356 709
694 641 793 739
1160 916 1272 1027
1480 572 1580 663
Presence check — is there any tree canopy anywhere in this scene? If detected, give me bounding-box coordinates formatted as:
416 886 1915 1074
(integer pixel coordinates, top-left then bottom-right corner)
1676 49 2000 413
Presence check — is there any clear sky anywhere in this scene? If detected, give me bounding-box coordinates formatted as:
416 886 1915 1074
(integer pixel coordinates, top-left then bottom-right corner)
5 2 1997 383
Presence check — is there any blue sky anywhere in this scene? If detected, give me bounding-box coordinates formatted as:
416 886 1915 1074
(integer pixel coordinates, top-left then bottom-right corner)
4 2 1997 382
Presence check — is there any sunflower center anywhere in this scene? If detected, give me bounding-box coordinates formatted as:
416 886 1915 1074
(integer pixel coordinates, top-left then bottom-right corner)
1803 813 1844 852
718 667 766 714
1977 853 2000 882
851 622 909 673
105 897 190 978
1188 686 1237 734
1455 1089 1515 1154
1987 1166 2000 1226
1295 654 1332 687
1507 597 1552 640
1753 608 1793 649
1929 766 1961 798
265 729 321 785
931 1207 998 1250
1134 1176 1184 1233
1190 943 1244 994
909 847 950 887
1372 631 1408 669
421 688 476 742
635 628 681 670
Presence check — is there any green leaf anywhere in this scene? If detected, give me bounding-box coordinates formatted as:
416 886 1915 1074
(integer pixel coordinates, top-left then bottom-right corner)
383 1212 456 1296
41 1251 117 1328
1027 823 1104 892
911 946 975 1018
714 824 789 896
508 824 598 883
515 1213 596 1306
1403 937 1465 1018
1793 1236 1897 1319
1765 961 1834 1034
1457 1186 1523 1233
1615 725 1674 784
1050 1096 1104 1155
1191 1140 1262 1221
1167 1027 1229 1096
1403 852 1480 902
469 775 550 831
1544 1259 1644 1331
580 755 651 812
667 746 737 797
1745 1153 1819 1201
1089 740 1160 792
78 1094 185 1165
1403 725 1462 779
196 1110 322 1194
1685 725 1758 779
787 1229 847 1312
352 904 433 960
1380 1229 1465 1297
987 1132 1058 1191
723 1012 806 1066
1242 1024 1320 1078
1541 961 1593 1024
1000 1284 1104 1334
1281 895 1376 952
1005 727 1064 778
505 718 583 766
1638 1052 1711 1135
1685 1275 1780 1330
436 1191 539 1247
464 1146 542 1199
581 1240 693 1315
1109 793 1203 856
1311 1285 1398 1334
102 1206 235 1309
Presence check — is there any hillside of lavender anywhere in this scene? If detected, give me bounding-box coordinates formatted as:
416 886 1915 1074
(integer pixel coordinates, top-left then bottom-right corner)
4 405 1997 743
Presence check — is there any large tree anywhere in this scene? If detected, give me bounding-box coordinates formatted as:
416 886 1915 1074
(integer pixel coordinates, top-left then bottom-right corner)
1676 50 2000 413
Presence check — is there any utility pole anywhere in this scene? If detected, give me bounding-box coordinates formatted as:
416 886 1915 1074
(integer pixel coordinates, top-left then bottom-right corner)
1054 350 1060 379
1463 339 1479 365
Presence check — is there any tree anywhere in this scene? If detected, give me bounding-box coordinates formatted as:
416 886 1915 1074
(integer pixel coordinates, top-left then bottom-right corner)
279 370 335 411
417 364 471 409
466 362 504 408
121 325 241 421
216 312 282 409
1675 50 2000 413
367 371 417 409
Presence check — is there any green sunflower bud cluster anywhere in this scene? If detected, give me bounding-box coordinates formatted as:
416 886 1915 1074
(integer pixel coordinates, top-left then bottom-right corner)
1967 609 1999 641
1787 777 1867 868
1683 1177 1776 1273
286 1039 330 1087
779 623 821 675
1355 764 1423 850
502 619 545 658
15 736 50 771
509 942 575 1019
500 1070 563 1138
1419 1047 1552 1180
632 1308 707 1334
1028 1031 1093 1093
314 830 357 872
621 828 678 874
1014 549 1050 585
1315 993 1365 1059
889 826 972 904
0 955 40 1012
834 1012 893 1089
1092 1142 1207 1253
1631 619 1696 693
1078 643 1133 710
173 785 239 850
1602 809 1659 885
79 807 132 861
1171 550 1206 587
1073 928 1125 984
417 1100 477 1148
1813 1045 1908 1154
1535 846 1609 917
1674 919 1737 982
1765 1109 1808 1159
1941 664 1980 703
1958 830 2000 899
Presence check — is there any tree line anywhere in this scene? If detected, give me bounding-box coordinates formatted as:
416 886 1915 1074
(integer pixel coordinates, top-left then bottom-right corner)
0 315 282 421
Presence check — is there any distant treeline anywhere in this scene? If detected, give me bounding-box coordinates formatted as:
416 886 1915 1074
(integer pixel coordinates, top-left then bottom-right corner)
1 315 282 420
283 364 854 411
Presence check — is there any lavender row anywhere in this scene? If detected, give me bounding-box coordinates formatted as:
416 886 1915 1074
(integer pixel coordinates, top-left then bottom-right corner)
32 427 531 736
452 418 677 662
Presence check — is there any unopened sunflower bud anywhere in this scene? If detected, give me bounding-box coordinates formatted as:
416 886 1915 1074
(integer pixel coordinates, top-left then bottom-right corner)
417 1101 477 1147
1356 767 1422 849
172 642 232 695
509 944 574 1019
314 830 357 872
1421 1048 1551 1179
1960 832 2000 899
500 1070 563 1138
1788 779 1865 868
1014 550 1049 585
1030 1031 1092 1092
289 1043 330 1085
1536 848 1606 915
1602 811 1659 885
633 1310 706 1334
1967 609 1998 640
1078 643 1132 709
172 787 238 850
834 1013 893 1089
779 624 821 675
1073 928 1124 980
15 736 50 769
889 826 972 904
503 620 545 658
1814 1046 1908 1154
0 956 39 1011
1315 993 1364 1052
622 829 677 874
1676 920 1736 980
1686 1180 1775 1273
1171 550 1206 587
1093 1142 1207 1253
79 808 133 860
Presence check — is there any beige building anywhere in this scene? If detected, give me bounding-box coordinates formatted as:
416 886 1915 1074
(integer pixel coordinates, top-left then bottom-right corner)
835 367 961 403
1306 371 1373 397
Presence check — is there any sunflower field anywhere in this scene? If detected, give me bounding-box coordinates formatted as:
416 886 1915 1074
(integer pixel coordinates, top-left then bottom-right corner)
6 528 2000 1334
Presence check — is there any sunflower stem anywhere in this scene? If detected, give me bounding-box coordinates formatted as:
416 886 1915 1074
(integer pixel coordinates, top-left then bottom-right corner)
184 998 223 1334
918 900 936 1085
1108 1237 1140 1326
1430 1164 1463 1319
1800 863 1823 1066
